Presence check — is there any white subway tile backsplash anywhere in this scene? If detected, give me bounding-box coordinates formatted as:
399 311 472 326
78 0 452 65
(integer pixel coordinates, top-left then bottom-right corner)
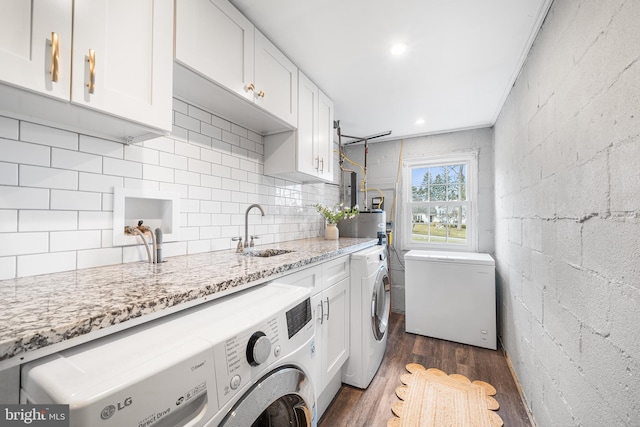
175 140 201 159
201 123 222 140
51 189 102 211
0 99 333 280
50 230 101 252
143 136 175 153
78 211 113 230
188 158 211 175
77 247 122 269
20 210 77 231
79 135 124 159
175 170 200 186
79 172 123 193
210 115 231 132
201 201 221 214
174 112 200 132
172 98 188 115
20 165 78 190
17 251 76 277
0 186 49 209
0 256 16 280
0 232 48 256
187 239 211 254
221 153 240 169
20 122 78 150
231 123 248 138
160 152 188 170
103 157 143 179
187 105 211 123
201 148 222 165
143 164 174 183
187 131 212 149
211 138 232 154
0 116 18 140
52 148 102 173
221 178 240 192
0 162 18 185
124 144 160 165
188 213 211 227
0 139 50 167
188 186 211 200
0 210 17 232
201 175 222 189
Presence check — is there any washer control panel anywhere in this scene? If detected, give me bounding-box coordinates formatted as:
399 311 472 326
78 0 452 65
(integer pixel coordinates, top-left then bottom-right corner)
212 297 312 408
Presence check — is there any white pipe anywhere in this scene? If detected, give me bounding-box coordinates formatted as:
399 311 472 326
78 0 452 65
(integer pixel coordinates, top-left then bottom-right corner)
130 228 152 263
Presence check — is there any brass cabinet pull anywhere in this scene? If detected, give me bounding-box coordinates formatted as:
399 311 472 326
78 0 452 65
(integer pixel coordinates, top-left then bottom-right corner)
87 49 96 94
315 156 320 171
246 83 255 92
319 158 324 173
257 90 265 98
50 32 60 82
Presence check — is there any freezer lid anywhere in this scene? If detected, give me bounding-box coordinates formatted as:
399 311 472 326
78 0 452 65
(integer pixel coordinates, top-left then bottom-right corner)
404 250 494 266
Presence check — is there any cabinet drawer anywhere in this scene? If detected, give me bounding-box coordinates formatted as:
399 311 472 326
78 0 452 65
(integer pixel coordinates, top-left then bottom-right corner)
277 265 322 295
322 255 350 290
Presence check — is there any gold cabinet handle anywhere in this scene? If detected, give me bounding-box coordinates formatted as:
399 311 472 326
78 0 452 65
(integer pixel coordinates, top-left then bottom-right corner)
320 157 324 173
87 49 96 94
50 32 60 82
246 83 255 92
315 156 320 171
257 90 265 98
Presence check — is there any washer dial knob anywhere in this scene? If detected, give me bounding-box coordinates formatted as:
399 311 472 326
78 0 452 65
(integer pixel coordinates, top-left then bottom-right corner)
246 331 271 366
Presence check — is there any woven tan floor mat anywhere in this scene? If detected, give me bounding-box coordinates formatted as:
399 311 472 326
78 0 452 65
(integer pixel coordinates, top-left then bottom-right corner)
388 363 503 427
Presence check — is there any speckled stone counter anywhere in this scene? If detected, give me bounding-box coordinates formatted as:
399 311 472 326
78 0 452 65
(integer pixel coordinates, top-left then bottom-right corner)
0 237 376 368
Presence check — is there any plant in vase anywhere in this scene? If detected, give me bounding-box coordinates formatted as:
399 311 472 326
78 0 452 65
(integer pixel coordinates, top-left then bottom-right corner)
312 203 359 240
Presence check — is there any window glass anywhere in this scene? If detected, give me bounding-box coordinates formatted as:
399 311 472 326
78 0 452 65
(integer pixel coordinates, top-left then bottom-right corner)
405 157 474 249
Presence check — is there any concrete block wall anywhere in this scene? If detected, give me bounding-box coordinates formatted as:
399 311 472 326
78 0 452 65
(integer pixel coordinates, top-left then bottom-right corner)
343 128 495 313
0 98 338 280
494 1 640 425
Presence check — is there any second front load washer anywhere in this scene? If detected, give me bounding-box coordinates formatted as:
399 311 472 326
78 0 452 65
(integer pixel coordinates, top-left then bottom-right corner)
21 282 317 427
342 245 391 389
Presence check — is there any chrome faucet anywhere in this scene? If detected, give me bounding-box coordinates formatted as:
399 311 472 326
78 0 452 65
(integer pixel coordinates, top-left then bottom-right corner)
244 204 265 248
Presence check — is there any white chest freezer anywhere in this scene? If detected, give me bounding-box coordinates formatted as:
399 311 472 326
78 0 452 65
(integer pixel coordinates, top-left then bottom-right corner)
404 250 496 350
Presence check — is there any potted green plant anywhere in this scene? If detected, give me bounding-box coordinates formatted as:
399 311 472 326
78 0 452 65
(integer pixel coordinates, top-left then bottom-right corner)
313 203 359 239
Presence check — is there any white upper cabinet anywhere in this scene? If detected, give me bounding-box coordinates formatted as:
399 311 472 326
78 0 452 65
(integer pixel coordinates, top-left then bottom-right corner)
254 30 298 127
0 0 173 143
174 0 298 133
71 0 173 132
264 71 334 183
174 0 254 102
0 0 72 101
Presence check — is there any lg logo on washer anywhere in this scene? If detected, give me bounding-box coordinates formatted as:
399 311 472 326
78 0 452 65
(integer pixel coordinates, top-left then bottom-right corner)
100 397 133 420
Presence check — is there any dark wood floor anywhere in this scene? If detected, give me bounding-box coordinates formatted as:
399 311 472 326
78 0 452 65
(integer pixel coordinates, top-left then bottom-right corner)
319 312 532 427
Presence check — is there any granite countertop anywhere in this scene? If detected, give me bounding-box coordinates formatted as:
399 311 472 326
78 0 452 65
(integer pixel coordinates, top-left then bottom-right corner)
0 237 376 368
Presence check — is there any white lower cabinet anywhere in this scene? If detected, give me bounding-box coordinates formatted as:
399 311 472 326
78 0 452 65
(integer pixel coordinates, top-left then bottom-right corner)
277 255 350 419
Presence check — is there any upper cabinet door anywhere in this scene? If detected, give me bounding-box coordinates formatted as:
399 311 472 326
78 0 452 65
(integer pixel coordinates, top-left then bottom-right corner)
0 0 72 101
297 72 317 177
254 30 298 127
175 0 255 102
72 0 173 131
318 90 334 181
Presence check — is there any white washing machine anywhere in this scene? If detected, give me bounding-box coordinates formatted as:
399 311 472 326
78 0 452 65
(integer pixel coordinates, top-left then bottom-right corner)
404 250 496 350
20 282 317 427
341 245 391 389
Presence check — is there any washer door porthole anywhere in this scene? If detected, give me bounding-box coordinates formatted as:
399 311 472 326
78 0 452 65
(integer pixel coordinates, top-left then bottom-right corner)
371 266 391 341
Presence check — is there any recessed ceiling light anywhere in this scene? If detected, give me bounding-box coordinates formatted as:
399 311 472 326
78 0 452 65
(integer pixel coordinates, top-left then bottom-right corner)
390 43 407 55
416 118 425 125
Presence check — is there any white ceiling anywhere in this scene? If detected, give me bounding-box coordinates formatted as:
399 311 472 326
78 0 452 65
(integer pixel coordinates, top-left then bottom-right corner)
229 0 552 143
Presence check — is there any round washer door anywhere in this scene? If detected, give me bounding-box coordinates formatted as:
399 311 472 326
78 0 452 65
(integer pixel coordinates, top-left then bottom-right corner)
219 366 314 427
371 265 391 341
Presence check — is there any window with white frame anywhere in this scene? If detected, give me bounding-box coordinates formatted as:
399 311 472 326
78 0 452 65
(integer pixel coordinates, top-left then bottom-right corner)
402 153 477 251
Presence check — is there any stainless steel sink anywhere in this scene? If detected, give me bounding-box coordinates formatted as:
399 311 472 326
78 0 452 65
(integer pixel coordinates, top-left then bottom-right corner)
242 248 294 257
